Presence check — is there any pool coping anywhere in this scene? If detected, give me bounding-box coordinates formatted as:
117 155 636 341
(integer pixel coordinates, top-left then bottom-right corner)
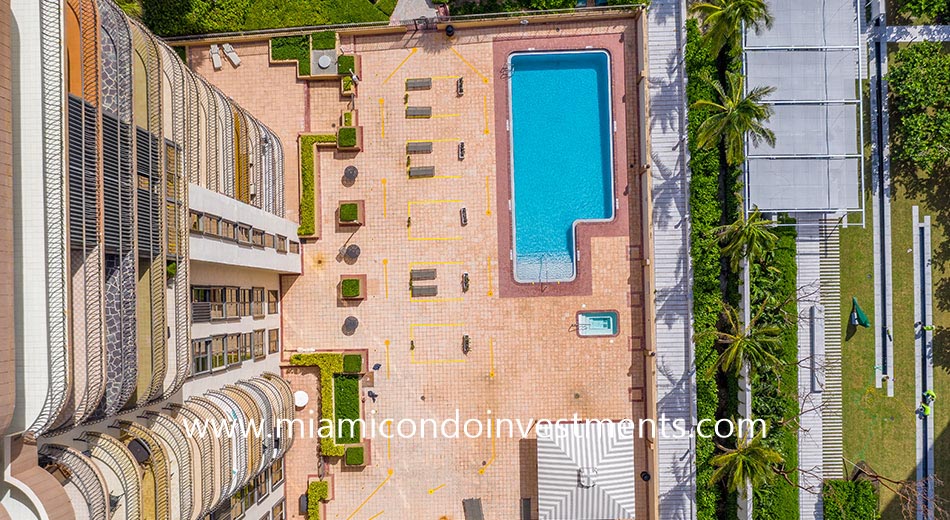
492 33 633 298
506 49 617 284
575 309 622 338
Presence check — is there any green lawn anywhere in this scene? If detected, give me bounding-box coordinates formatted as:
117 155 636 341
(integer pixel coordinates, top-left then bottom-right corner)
334 374 361 444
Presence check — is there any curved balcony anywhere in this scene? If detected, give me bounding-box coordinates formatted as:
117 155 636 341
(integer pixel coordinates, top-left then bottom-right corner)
145 412 196 520
39 444 109 520
215 89 236 199
204 392 249 493
82 431 142 520
119 420 170 520
171 403 217 517
187 396 233 507
220 386 263 478
263 372 295 458
237 380 276 474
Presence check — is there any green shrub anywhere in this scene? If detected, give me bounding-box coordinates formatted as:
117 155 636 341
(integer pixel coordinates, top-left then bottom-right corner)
338 55 356 75
338 127 357 148
289 353 345 456
339 203 359 223
823 480 880 520
314 134 337 143
297 136 319 236
345 446 365 465
334 375 361 443
271 35 311 76
311 30 337 50
376 0 398 15
343 112 353 126
341 278 361 298
342 76 354 93
307 480 329 519
243 0 388 30
172 46 187 63
343 354 363 372
141 0 250 37
685 19 723 519
897 0 949 21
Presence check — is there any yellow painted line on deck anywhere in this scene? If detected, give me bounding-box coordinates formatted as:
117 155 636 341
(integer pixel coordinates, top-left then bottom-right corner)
409 323 465 338
345 469 394 520
410 236 463 242
406 138 461 143
478 435 497 474
411 296 465 303
431 75 461 80
384 340 391 379
487 256 494 297
387 422 392 460
407 200 464 241
383 48 418 84
409 323 468 364
451 47 490 83
368 511 384 520
381 178 388 217
488 337 495 379
408 261 464 267
485 175 492 216
431 113 461 119
428 484 447 494
483 95 490 135
383 259 389 298
379 98 386 138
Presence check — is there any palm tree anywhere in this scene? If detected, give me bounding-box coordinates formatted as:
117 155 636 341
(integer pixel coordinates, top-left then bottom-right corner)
714 204 778 272
692 71 776 166
689 0 774 58
710 432 783 492
697 303 782 376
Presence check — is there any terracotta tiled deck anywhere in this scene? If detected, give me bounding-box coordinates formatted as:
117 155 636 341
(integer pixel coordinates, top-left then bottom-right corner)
193 13 652 520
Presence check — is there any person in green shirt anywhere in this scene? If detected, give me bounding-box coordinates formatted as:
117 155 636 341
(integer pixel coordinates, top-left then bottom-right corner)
919 403 932 417
924 390 936 403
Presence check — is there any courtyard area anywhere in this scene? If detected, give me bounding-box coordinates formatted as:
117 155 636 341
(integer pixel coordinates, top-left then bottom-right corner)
190 12 651 519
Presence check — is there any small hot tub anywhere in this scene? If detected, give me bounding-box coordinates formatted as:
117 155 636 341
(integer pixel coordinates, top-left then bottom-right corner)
576 310 619 337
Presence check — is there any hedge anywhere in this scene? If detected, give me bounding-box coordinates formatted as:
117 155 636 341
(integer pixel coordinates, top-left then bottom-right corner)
343 354 362 372
823 480 880 520
345 446 365 465
339 203 359 222
685 19 724 519
343 111 353 126
271 35 311 76
338 127 357 148
750 222 799 519
297 135 322 236
376 0 398 15
341 278 361 298
289 353 345 456
338 55 356 75
307 480 329 520
311 30 337 50
334 375 361 444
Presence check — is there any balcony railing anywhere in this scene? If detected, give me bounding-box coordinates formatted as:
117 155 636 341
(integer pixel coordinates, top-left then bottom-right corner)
39 444 109 520
83 431 141 520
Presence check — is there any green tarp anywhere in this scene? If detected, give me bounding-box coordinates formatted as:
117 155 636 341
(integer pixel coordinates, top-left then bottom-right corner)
851 296 870 328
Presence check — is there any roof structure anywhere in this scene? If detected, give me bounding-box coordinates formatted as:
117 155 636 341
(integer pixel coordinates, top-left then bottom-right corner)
742 0 865 216
536 421 636 520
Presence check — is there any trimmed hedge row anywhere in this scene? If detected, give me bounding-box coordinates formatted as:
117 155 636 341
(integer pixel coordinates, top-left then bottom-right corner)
271 35 312 76
334 375 361 443
297 135 322 236
822 480 880 520
307 480 329 520
338 127 357 148
345 446 365 465
750 222 799 519
343 354 363 372
685 19 724 519
289 353 345 456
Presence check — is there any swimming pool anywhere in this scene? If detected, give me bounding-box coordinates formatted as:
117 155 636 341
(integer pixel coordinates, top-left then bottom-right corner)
507 50 615 283
577 311 619 337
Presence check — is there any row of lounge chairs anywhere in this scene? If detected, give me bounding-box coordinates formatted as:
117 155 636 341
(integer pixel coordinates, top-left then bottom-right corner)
210 43 241 70
404 77 464 97
410 268 438 297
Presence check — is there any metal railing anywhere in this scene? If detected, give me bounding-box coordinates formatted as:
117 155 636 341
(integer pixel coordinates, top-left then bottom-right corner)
40 444 109 520
83 431 142 520
120 421 171 520
146 413 195 520
188 397 233 507
171 404 215 517
238 381 275 474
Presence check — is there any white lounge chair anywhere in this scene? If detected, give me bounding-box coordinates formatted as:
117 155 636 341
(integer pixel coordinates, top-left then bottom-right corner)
222 43 241 67
210 44 222 70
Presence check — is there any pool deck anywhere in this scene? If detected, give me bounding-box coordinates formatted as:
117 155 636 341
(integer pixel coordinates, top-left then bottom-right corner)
188 11 654 520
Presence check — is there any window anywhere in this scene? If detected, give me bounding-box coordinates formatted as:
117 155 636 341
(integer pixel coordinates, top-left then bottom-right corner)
241 482 254 511
276 235 287 254
220 220 236 241
264 233 275 249
192 339 210 375
252 287 265 317
230 492 244 519
255 470 269 503
253 329 265 359
211 336 226 370
268 329 279 355
210 287 225 320
227 333 240 365
270 458 284 489
189 211 201 233
240 333 253 362
271 500 285 520
239 288 252 316
225 287 239 318
268 290 279 314
252 229 265 248
237 224 251 244
289 241 300 254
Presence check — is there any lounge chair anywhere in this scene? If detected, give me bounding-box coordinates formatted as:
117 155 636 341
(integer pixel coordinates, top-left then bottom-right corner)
411 285 438 298
407 141 433 154
222 43 241 67
406 106 432 119
460 207 468 227
458 141 465 161
210 44 222 70
456 77 464 97
406 78 432 91
462 335 471 354
461 272 470 293
410 268 437 281
408 166 435 178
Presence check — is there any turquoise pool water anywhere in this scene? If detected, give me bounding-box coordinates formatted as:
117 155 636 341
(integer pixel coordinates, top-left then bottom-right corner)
578 311 619 336
508 51 615 283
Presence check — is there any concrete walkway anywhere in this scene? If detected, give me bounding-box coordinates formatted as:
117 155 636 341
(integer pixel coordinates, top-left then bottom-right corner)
912 206 936 519
390 0 438 24
647 0 697 517
886 25 950 41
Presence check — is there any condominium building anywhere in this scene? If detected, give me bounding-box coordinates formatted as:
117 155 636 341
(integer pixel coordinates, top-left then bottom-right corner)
0 1 302 519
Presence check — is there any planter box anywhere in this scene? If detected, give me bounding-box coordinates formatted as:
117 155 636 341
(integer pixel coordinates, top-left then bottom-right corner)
336 126 363 152
339 274 367 300
337 200 365 227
